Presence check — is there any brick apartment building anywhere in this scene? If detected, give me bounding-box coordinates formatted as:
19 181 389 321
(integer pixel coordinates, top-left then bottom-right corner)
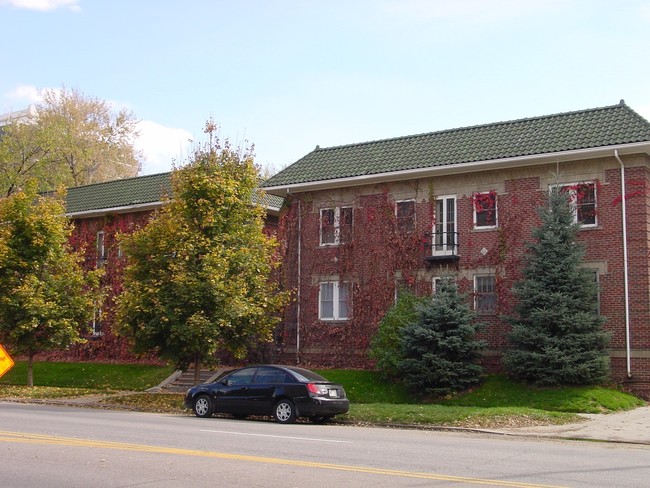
262 101 650 395
59 172 283 361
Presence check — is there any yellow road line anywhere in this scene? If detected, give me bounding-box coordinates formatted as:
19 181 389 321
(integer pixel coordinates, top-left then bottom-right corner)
0 431 566 488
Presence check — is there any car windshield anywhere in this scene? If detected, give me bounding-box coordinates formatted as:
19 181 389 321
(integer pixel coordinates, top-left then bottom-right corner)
286 367 329 382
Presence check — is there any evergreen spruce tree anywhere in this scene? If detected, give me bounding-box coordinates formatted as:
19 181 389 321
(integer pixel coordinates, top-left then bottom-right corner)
503 187 610 385
398 280 485 396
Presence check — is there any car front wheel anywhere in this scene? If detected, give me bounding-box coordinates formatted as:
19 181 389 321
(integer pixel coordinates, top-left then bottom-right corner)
193 394 213 418
273 399 296 424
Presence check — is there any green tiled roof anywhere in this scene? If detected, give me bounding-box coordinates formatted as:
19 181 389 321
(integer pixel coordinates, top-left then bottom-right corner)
65 172 173 214
262 101 650 189
65 172 284 215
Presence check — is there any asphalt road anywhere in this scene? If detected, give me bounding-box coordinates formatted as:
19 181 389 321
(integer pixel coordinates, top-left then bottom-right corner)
1 402 649 487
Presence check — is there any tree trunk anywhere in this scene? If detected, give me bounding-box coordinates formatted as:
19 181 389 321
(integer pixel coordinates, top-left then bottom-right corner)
193 352 202 384
27 352 34 387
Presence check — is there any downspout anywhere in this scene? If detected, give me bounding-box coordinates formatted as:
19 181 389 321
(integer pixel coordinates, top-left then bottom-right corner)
296 196 302 364
614 150 632 378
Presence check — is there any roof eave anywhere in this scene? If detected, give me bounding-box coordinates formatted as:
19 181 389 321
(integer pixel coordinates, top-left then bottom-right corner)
264 206 281 217
66 201 164 218
263 142 650 196
67 201 283 218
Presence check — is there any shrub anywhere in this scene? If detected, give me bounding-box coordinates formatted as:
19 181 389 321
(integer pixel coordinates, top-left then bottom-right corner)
398 280 486 396
369 289 424 380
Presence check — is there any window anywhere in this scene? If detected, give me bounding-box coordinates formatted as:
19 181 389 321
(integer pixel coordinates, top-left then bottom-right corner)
396 200 415 232
96 231 106 267
433 196 457 256
474 275 497 314
227 368 256 385
557 182 597 226
432 277 442 294
319 281 350 320
320 206 353 245
395 277 415 302
433 276 456 294
254 367 293 384
91 308 103 336
474 192 497 228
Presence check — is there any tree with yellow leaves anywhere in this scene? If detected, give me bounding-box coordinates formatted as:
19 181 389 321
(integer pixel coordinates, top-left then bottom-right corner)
0 184 102 385
117 125 288 381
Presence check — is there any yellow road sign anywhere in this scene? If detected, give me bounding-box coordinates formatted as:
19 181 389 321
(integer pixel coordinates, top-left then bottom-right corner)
0 344 14 378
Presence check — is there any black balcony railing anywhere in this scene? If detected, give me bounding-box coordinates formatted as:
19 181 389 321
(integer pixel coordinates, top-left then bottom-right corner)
424 232 460 263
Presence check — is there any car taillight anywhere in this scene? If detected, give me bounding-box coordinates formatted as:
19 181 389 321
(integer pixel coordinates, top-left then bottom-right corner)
307 383 328 396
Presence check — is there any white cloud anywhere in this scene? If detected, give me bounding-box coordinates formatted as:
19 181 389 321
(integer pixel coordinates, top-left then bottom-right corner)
135 120 193 175
5 84 46 104
0 0 80 11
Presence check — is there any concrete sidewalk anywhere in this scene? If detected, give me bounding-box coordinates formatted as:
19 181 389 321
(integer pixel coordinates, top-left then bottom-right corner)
492 405 650 445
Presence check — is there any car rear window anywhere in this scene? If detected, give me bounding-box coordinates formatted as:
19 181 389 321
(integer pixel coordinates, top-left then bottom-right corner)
286 367 328 382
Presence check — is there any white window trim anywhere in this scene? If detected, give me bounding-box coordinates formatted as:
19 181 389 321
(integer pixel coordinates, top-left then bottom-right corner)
395 278 404 303
92 308 103 337
432 195 457 256
319 281 350 321
320 206 352 246
473 192 498 229
551 182 598 228
432 276 442 294
96 231 106 267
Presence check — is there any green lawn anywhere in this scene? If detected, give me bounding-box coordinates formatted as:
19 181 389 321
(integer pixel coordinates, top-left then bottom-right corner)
1 362 644 427
0 361 175 390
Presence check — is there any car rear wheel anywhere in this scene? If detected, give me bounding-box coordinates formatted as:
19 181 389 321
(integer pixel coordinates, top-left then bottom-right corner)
193 395 213 418
273 399 296 424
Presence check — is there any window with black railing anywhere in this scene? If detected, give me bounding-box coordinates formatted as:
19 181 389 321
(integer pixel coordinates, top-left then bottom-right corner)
425 230 460 262
425 196 459 262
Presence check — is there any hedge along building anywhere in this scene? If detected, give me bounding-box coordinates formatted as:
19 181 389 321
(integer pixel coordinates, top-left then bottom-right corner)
262 101 650 395
59 172 284 361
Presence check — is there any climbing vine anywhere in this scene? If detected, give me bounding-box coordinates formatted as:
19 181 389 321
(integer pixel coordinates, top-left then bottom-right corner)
45 211 160 362
273 177 555 369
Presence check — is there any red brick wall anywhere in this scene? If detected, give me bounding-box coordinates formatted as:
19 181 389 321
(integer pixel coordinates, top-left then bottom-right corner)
51 208 280 363
45 210 156 362
274 159 650 394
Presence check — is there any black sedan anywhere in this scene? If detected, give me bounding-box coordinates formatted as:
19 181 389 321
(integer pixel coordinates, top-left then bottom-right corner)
184 365 350 424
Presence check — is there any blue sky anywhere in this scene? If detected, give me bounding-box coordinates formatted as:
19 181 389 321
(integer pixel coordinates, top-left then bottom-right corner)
2 0 650 176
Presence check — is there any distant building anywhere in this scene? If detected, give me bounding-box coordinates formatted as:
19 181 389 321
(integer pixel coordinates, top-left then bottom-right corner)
0 106 34 127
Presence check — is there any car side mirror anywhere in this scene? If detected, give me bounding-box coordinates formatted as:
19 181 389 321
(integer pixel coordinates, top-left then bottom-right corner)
222 379 232 386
